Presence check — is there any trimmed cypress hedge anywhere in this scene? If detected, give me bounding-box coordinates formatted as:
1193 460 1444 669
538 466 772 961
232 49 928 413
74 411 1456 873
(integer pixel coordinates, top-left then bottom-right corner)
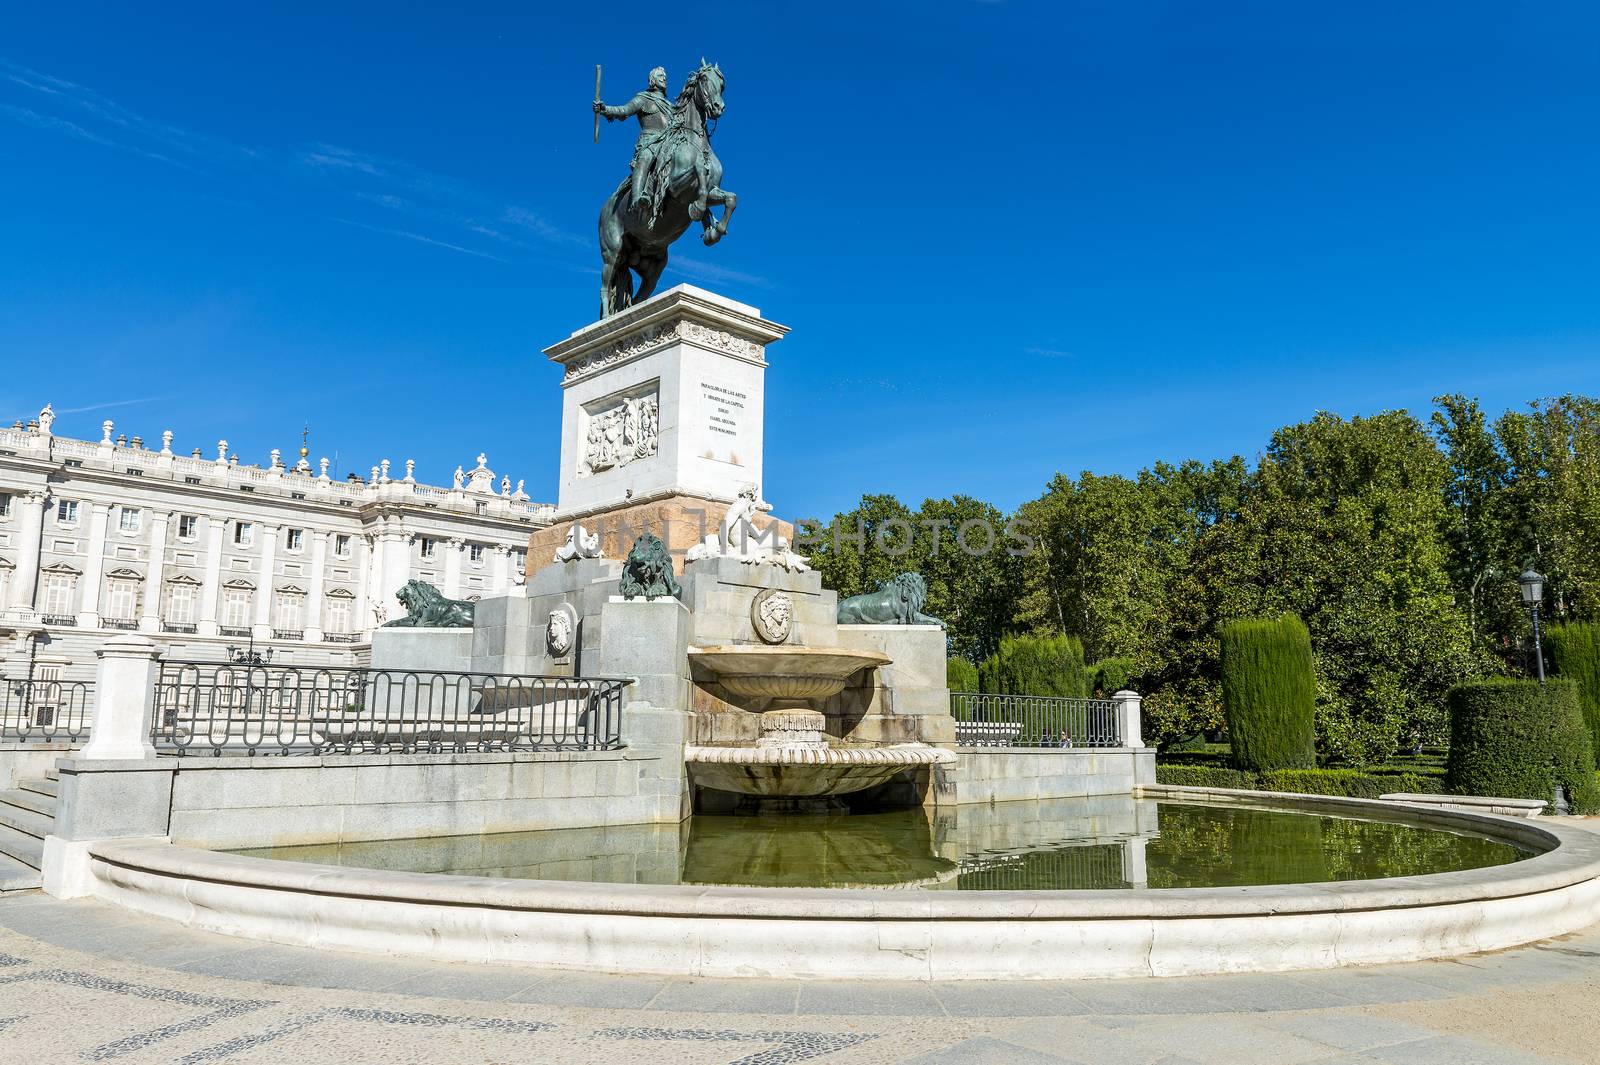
1445 678 1600 814
1087 657 1136 697
1548 622 1600 761
979 635 1087 698
1153 764 1444 796
946 656 979 692
1220 614 1317 772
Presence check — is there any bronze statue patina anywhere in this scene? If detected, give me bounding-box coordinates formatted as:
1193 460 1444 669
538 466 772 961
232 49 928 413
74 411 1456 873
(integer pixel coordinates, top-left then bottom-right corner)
382 580 475 628
619 533 682 601
836 573 945 627
595 61 736 318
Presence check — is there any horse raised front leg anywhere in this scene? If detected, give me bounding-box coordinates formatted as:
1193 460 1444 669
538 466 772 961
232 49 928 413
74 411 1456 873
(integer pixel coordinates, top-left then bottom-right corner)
700 187 736 246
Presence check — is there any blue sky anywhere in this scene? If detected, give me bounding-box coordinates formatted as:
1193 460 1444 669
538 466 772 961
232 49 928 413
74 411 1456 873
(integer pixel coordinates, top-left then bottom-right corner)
3 2 1597 518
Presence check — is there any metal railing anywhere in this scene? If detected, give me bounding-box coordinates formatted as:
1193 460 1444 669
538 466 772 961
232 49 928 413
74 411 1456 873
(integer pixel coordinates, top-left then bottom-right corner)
0 678 94 744
151 661 631 756
950 692 1121 748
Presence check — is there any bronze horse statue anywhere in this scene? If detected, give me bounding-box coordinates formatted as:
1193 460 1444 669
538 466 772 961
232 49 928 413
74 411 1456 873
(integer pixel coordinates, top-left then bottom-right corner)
598 62 735 318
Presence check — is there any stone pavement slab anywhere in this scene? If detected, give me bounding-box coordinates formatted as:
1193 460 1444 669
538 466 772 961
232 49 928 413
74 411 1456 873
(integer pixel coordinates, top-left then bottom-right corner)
0 895 1597 1064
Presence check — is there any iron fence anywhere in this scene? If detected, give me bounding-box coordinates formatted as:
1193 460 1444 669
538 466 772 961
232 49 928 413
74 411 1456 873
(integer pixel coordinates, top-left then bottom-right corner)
950 692 1121 748
0 677 94 744
151 661 631 756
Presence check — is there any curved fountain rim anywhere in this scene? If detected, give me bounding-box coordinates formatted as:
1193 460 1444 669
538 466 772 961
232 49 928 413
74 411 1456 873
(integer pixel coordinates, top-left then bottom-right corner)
684 743 958 766
87 792 1600 921
689 644 894 666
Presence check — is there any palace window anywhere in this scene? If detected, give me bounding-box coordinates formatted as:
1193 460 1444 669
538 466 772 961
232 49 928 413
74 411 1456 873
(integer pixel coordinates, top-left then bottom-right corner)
334 534 352 557
234 521 254 546
42 572 76 616
475 501 488 516
184 476 202 485
177 515 199 539
512 548 527 572
56 500 78 525
222 586 253 629
420 538 437 560
324 593 352 635
0 493 10 518
469 543 485 565
118 507 142 534
286 528 304 551
165 582 197 625
105 577 139 621
273 589 305 630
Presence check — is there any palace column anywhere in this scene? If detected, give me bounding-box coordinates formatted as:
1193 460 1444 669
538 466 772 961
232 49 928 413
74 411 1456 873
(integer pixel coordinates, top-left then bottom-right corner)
139 511 170 634
490 544 510 593
305 530 329 642
75 503 112 629
443 538 464 599
197 516 224 636
374 530 411 622
253 524 279 639
353 534 374 636
8 490 49 612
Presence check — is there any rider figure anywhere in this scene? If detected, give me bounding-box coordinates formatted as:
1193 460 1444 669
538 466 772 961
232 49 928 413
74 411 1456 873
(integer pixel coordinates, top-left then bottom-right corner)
594 66 672 216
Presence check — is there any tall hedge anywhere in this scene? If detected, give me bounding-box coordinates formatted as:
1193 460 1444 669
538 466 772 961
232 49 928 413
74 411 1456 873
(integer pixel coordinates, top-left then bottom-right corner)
1088 657 1136 697
1445 678 1600 813
1547 623 1600 761
1220 614 1317 772
979 635 1087 697
946 656 979 692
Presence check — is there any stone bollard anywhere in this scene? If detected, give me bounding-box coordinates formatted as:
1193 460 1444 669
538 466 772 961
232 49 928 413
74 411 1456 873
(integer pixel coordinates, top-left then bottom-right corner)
1113 690 1144 749
79 633 162 761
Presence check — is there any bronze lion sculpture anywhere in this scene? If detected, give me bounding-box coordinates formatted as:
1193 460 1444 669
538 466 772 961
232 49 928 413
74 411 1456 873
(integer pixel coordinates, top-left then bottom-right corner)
836 572 944 627
619 533 682 601
382 579 475 628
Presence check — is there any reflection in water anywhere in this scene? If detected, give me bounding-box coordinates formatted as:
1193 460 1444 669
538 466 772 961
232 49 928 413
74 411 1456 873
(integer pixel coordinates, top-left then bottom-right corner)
231 796 1532 891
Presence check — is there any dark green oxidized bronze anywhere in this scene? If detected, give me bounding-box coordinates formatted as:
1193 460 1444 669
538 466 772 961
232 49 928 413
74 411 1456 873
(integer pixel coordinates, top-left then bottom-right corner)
836 573 945 627
595 61 735 318
383 579 475 627
619 533 682 601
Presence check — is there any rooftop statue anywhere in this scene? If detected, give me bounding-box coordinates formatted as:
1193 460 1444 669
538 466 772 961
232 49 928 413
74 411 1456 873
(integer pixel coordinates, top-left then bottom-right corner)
594 60 734 318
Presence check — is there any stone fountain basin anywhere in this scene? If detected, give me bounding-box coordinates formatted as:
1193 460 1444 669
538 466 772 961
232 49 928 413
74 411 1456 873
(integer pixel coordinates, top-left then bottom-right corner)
688 645 892 702
685 743 957 798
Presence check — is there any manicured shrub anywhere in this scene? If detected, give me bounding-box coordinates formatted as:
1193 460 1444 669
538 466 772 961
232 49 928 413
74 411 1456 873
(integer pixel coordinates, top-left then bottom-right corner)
1548 622 1600 761
1155 764 1257 790
979 635 1087 698
1088 657 1137 697
946 656 979 692
1446 678 1600 813
1258 768 1444 798
1220 614 1317 772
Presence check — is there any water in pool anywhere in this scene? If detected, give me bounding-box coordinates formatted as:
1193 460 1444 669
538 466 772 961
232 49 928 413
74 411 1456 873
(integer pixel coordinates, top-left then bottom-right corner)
231 796 1533 890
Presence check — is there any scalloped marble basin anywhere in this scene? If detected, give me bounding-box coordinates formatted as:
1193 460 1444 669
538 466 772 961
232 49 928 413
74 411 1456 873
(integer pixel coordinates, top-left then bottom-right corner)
689 645 892 704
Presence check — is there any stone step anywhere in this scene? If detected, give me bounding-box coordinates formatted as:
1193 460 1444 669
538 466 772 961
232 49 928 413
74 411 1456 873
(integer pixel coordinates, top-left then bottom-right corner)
44 768 59 782
0 853 42 893
0 787 57 819
0 824 44 870
0 803 52 841
20 777 59 799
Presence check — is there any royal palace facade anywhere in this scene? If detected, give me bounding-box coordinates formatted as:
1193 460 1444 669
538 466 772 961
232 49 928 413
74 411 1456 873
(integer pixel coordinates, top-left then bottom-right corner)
0 406 552 686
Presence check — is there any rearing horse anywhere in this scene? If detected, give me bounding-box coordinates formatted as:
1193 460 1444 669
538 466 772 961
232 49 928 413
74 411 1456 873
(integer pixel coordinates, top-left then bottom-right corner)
598 62 736 318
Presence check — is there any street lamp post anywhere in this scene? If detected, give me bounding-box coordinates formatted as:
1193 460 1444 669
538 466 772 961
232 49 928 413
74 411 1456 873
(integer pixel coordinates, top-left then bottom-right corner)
1519 568 1546 684
224 633 273 667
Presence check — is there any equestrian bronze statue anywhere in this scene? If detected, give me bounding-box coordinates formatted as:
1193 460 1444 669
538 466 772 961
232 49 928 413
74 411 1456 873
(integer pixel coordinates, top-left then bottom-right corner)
593 61 735 319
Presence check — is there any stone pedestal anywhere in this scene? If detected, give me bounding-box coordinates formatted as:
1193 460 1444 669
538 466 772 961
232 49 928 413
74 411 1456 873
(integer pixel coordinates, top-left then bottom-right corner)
543 285 788 521
826 625 956 747
369 627 476 673
596 596 697 822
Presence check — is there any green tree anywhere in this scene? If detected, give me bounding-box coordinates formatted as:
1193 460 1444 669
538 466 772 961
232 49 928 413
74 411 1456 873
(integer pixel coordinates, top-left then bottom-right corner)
1220 614 1317 772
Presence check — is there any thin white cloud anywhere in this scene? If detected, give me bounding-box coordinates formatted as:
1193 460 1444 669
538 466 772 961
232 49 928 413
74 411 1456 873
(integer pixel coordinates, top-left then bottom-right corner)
1027 347 1075 359
0 103 187 168
57 396 172 415
335 219 507 263
668 255 771 288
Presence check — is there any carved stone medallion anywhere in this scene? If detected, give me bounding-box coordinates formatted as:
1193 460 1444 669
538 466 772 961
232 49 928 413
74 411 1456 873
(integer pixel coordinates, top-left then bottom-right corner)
751 588 793 645
546 604 577 658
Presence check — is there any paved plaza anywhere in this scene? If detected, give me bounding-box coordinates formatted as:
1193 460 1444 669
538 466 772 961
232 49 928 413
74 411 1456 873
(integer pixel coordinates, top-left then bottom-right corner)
0 892 1594 1064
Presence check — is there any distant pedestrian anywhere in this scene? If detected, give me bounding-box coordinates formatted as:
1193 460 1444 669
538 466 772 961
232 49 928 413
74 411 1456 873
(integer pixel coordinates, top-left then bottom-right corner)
1410 728 1423 758
1059 729 1074 749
